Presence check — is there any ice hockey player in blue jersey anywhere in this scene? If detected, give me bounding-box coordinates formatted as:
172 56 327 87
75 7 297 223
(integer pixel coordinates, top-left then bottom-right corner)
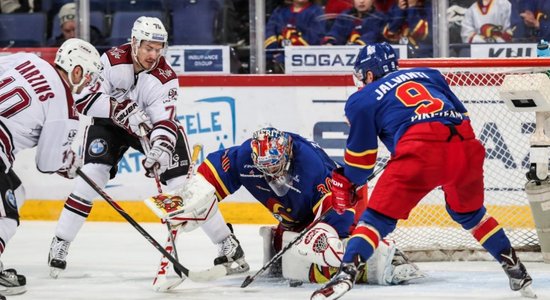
153 127 423 285
311 42 536 300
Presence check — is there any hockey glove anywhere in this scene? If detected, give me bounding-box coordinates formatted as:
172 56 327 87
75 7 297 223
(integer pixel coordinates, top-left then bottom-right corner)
143 136 174 177
56 149 81 179
330 167 356 215
111 98 152 137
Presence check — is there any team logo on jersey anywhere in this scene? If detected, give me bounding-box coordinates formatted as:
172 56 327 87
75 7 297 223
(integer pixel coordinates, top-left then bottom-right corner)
168 88 178 101
5 189 16 209
157 68 173 79
67 129 77 142
88 139 108 157
110 47 126 59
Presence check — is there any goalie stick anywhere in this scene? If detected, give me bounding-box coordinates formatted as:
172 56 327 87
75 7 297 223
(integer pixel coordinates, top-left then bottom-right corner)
75 168 225 282
241 165 386 288
151 143 204 291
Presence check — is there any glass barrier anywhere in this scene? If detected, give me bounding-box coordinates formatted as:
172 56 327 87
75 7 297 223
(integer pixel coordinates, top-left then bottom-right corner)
0 0 545 74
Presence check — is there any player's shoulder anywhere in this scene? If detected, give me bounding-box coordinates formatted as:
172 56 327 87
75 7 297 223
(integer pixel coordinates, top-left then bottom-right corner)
104 44 133 66
148 57 177 84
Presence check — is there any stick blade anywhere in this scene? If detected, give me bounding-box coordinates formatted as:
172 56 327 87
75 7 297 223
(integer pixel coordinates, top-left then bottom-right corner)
241 275 253 288
188 264 227 282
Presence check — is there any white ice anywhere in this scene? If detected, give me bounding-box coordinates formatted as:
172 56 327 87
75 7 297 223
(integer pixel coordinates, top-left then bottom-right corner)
3 221 550 300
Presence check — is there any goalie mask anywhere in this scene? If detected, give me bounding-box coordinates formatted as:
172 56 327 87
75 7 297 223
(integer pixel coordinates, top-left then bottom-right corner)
353 42 398 87
251 127 293 179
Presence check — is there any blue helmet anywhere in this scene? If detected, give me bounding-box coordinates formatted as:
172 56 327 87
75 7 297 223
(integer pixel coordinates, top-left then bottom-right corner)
353 42 398 83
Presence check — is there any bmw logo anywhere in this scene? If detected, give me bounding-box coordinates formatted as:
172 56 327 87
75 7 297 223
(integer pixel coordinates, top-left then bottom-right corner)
88 139 108 157
5 189 16 209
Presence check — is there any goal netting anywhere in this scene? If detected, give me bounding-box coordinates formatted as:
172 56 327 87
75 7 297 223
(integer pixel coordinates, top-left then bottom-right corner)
370 58 550 261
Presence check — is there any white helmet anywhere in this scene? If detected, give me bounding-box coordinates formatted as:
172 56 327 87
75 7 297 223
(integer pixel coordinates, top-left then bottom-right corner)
131 16 168 71
55 38 102 93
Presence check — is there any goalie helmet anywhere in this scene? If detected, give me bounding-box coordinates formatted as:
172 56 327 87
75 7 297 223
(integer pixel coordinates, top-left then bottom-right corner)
353 42 398 85
131 16 168 70
251 127 293 178
55 38 102 93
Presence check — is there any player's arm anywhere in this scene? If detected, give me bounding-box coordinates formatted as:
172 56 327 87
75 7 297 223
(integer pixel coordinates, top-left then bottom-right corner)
35 118 81 178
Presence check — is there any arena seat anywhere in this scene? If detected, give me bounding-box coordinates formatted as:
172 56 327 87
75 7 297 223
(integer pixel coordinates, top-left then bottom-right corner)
0 13 47 47
106 11 164 46
108 0 165 12
171 0 222 45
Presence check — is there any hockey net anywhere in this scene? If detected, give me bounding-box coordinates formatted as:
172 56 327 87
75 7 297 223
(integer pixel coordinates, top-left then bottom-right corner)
370 58 550 261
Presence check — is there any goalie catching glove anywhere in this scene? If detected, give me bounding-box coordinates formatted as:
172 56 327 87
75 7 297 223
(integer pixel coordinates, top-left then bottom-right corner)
110 98 152 137
144 175 219 232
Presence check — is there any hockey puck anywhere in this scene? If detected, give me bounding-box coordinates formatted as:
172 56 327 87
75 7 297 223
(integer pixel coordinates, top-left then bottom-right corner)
289 279 303 287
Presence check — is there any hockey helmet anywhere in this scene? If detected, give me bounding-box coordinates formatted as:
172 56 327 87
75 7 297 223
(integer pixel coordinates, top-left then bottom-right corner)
130 16 168 71
55 38 102 93
251 127 293 178
353 42 398 85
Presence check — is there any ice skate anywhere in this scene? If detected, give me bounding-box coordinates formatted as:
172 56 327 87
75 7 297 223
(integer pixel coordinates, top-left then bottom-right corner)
310 262 358 300
0 261 26 296
500 248 536 298
48 236 71 279
214 234 250 275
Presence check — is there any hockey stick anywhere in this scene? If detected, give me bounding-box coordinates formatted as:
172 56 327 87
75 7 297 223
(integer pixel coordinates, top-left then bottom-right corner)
240 164 386 288
152 143 203 291
75 168 226 282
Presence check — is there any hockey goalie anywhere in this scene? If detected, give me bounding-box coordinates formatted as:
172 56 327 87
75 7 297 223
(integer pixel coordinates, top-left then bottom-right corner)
145 127 424 286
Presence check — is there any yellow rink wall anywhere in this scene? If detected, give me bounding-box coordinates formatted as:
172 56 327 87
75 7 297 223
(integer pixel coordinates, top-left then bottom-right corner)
20 200 535 228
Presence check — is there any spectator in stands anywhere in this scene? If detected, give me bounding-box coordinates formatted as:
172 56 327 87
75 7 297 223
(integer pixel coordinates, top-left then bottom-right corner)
383 0 432 58
324 0 353 15
322 0 386 46
520 0 550 42
509 0 536 42
374 0 395 12
265 0 325 73
461 0 513 43
0 0 30 13
49 3 104 47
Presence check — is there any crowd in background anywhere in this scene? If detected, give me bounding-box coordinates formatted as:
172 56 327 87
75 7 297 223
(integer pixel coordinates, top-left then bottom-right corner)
1 0 550 73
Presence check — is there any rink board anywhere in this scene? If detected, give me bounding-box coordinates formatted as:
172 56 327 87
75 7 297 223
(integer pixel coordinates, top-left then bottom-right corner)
15 75 533 225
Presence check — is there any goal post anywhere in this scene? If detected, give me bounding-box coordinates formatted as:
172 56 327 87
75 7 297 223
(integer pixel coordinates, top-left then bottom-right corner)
373 58 550 261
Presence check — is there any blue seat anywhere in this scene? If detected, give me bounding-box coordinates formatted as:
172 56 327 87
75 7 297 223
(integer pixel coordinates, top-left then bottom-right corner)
49 10 106 42
106 11 164 46
171 0 222 45
0 13 47 47
108 0 165 12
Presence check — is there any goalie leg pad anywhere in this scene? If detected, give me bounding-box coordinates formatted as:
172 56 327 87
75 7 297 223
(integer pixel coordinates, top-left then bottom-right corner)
366 240 425 285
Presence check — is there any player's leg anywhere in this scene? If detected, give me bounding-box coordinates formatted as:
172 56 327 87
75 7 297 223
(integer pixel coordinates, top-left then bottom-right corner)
0 164 27 296
444 137 534 297
312 138 436 300
49 122 125 278
160 129 249 275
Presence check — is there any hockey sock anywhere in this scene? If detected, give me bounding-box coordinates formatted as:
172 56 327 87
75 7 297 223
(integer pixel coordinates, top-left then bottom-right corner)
200 209 232 244
0 218 16 254
55 193 92 242
471 215 511 262
342 225 380 263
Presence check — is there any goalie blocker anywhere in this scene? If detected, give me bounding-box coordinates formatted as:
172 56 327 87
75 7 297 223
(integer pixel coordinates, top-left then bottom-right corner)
259 223 424 285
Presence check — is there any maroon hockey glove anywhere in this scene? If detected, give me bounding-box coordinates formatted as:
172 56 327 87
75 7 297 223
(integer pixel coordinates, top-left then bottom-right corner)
56 149 81 179
142 136 175 177
111 98 152 137
330 167 356 215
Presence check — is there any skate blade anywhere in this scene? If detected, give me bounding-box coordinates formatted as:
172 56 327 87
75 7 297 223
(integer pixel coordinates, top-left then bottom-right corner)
310 281 351 300
49 267 63 279
520 285 537 298
0 285 26 296
225 259 250 275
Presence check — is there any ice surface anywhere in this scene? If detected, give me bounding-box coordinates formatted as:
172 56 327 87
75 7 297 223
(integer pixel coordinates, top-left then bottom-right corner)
3 221 549 300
